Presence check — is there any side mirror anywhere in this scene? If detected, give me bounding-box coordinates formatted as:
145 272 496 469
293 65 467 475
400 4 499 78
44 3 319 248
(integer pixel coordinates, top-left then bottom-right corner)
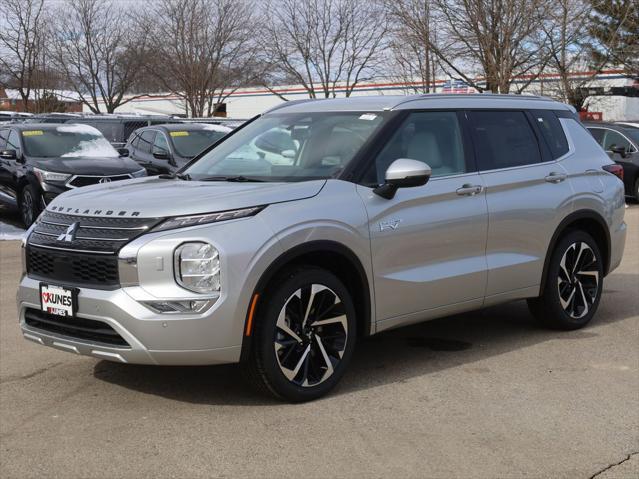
373 158 431 199
117 148 129 157
611 145 627 158
0 149 17 160
153 150 171 160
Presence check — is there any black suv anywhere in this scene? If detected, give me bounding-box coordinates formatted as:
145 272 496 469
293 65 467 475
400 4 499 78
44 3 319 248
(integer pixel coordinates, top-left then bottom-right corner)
585 121 639 201
126 123 231 175
0 123 146 226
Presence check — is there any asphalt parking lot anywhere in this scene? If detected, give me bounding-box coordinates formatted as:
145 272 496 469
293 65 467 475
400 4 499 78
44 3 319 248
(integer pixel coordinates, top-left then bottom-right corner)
1 205 637 478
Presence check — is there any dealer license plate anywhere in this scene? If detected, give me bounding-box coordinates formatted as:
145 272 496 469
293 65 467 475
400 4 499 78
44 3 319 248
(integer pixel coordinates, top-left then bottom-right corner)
40 284 76 317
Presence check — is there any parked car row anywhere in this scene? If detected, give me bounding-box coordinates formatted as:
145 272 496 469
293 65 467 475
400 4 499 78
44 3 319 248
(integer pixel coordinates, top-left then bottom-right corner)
0 117 238 226
584 121 639 201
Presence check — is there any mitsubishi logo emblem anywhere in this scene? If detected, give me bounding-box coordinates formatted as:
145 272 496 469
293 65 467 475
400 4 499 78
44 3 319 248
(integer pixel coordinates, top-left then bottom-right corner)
99 177 112 184
57 222 80 242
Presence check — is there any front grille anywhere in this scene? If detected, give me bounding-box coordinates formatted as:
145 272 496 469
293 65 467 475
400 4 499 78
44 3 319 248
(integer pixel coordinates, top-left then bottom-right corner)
25 308 130 347
27 211 161 288
27 248 119 288
67 174 132 188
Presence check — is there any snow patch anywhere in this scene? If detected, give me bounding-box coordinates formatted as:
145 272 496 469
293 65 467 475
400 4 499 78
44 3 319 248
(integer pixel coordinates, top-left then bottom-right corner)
56 123 103 135
199 124 232 133
0 221 25 241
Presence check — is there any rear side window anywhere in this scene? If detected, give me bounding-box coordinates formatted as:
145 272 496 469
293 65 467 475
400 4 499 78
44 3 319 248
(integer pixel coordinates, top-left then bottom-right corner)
588 128 605 145
138 130 156 153
530 110 569 159
469 111 541 170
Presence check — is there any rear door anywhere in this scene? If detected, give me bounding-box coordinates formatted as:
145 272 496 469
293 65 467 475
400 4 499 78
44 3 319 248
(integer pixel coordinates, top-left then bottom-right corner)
358 110 488 326
468 109 574 300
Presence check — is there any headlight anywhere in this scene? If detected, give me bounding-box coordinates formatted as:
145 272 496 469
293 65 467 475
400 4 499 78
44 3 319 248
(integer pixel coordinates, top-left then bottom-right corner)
174 242 220 293
33 167 71 183
152 206 264 232
131 168 147 178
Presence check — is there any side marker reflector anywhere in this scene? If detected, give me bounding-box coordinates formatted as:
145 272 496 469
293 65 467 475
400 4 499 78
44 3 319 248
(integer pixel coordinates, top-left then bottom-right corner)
245 294 260 336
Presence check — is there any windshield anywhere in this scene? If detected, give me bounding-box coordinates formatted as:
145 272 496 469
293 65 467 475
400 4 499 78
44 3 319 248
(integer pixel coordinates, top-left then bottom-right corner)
170 129 229 157
184 112 387 181
21 124 119 158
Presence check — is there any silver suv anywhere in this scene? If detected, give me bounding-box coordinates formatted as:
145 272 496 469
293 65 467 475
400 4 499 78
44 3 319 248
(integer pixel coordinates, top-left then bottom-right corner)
17 95 627 401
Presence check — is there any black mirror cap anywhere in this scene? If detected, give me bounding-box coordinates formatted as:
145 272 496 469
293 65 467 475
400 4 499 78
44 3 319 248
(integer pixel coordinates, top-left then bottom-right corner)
373 175 430 199
0 149 18 160
117 148 129 157
153 151 170 160
611 146 627 158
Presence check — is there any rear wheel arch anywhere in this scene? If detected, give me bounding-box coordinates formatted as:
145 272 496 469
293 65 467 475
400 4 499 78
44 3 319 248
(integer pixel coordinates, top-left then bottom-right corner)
240 240 372 361
540 210 611 294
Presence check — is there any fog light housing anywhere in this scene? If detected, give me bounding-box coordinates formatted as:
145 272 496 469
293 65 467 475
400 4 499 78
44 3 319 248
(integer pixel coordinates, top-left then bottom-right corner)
174 242 220 293
141 299 214 314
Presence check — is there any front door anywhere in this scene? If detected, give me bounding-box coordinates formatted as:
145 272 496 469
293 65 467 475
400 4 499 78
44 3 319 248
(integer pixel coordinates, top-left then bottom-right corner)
357 111 488 326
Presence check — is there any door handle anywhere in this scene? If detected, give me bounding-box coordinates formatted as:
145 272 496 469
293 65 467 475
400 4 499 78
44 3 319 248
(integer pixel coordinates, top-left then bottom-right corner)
545 172 567 183
456 184 484 196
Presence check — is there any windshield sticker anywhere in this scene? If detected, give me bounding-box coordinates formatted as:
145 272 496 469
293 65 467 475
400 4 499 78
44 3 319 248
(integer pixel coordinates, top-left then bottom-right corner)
359 113 377 121
170 131 189 137
22 130 44 136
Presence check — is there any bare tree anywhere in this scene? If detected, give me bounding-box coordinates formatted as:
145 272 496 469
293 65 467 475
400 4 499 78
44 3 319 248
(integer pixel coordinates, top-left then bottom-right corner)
385 0 439 93
262 0 389 99
140 0 257 118
50 0 147 113
418 0 550 93
0 0 47 112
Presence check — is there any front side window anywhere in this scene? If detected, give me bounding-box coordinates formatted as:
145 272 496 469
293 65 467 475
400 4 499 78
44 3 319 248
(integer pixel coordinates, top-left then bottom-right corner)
603 130 635 153
20 125 118 158
0 129 8 149
364 111 466 185
531 110 569 159
153 132 170 155
138 130 156 154
469 111 541 170
7 130 21 153
185 112 387 181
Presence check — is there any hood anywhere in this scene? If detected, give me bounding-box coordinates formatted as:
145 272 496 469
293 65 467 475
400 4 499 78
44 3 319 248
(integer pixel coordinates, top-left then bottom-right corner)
32 156 142 175
47 177 326 218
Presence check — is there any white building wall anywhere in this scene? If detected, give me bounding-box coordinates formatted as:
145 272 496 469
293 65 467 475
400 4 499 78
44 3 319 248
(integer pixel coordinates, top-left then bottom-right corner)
90 71 635 119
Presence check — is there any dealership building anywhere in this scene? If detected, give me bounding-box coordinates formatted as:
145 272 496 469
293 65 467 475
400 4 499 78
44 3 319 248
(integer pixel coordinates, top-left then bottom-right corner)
87 70 638 121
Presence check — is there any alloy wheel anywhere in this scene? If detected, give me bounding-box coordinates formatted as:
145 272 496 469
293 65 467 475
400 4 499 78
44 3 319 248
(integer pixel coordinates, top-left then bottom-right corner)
274 284 348 387
22 189 34 226
557 242 600 319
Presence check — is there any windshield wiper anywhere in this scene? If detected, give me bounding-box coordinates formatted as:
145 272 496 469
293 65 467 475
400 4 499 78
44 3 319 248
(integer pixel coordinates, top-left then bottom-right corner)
159 172 191 180
199 175 266 182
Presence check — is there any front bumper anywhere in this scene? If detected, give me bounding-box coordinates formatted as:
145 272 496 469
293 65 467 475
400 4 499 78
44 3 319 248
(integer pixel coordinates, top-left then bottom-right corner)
17 276 242 365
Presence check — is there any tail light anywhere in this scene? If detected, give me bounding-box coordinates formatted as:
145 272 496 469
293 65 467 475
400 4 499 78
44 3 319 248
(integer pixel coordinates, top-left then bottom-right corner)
603 164 624 181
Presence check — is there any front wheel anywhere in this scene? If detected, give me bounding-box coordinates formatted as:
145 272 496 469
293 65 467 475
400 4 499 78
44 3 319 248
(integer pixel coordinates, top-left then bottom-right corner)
245 267 356 402
633 177 639 202
20 184 42 228
528 230 603 330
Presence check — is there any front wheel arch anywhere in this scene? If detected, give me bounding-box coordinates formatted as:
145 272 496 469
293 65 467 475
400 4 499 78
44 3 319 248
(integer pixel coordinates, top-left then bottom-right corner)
239 241 372 362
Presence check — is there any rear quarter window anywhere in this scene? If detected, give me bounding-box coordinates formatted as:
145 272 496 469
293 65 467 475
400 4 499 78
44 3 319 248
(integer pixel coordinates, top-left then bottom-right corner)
530 110 569 159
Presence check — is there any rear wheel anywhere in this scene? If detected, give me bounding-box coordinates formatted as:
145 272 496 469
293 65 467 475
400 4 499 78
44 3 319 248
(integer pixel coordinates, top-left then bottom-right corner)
245 267 356 402
528 230 603 330
20 184 41 228
633 177 639 202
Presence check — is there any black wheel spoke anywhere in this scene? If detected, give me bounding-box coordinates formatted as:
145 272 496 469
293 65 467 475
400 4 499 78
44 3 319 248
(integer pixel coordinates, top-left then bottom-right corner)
558 242 599 320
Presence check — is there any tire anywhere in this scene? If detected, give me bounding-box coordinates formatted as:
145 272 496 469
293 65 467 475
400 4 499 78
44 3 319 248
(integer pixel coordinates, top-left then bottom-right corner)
528 230 604 330
245 266 357 402
20 184 42 228
633 177 639 203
